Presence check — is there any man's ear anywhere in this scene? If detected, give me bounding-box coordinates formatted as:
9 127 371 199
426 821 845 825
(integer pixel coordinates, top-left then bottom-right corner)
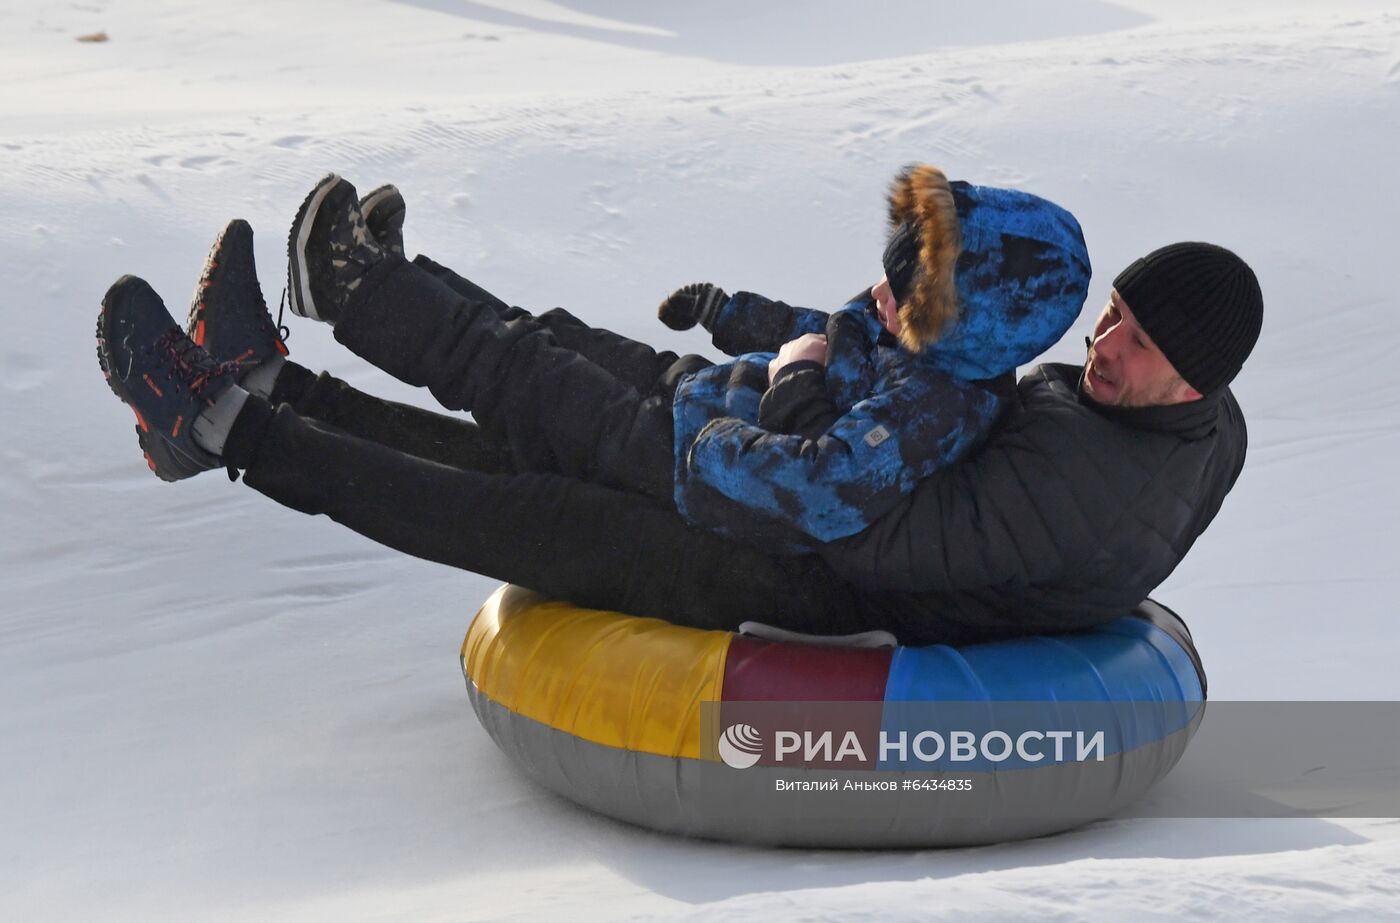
1178 381 1203 403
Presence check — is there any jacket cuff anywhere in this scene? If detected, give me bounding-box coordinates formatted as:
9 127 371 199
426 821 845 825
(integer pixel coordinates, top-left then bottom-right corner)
770 359 825 386
759 367 838 437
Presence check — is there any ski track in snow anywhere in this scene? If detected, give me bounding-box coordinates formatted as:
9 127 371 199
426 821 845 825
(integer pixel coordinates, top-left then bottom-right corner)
3 1 1400 920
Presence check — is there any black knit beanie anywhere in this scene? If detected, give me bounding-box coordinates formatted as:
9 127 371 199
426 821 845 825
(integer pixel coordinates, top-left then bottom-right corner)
882 219 921 307
1113 241 1263 395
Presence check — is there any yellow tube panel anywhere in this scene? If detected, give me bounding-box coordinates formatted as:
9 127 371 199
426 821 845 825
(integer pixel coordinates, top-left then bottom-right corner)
462 585 731 759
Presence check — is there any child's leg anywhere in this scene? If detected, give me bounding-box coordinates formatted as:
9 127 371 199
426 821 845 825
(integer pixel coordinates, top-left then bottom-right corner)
412 254 709 397
410 254 509 312
334 258 679 502
233 399 873 635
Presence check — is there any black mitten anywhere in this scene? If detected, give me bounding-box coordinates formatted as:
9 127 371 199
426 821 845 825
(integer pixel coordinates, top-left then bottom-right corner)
658 282 728 331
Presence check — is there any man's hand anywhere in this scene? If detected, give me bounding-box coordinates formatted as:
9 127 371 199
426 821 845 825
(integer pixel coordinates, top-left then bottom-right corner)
768 333 828 384
658 282 729 332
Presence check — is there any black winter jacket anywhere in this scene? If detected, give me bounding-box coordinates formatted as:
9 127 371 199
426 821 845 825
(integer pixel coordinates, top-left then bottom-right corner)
823 362 1247 646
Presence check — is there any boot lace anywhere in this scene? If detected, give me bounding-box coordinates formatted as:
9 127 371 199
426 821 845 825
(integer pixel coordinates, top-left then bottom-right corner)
272 286 291 344
153 327 244 396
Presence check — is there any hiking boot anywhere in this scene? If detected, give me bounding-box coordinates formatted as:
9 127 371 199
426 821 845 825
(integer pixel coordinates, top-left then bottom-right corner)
186 218 289 365
97 275 243 481
286 173 384 324
359 183 405 257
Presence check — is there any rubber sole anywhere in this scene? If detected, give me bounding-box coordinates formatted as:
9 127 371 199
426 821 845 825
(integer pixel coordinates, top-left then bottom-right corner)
287 172 341 323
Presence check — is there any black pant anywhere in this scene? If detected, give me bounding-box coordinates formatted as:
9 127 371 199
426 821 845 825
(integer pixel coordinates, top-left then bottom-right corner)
235 258 879 635
414 255 708 398
241 368 876 634
327 253 709 503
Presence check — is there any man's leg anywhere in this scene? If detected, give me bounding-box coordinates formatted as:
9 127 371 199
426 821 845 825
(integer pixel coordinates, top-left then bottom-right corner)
232 399 875 635
268 361 514 473
412 254 709 397
96 273 872 636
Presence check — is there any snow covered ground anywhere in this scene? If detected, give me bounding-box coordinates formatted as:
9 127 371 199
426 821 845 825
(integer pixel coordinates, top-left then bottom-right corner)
3 0 1399 919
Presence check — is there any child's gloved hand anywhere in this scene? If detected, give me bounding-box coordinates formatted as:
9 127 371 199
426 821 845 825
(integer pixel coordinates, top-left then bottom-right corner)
658 283 729 331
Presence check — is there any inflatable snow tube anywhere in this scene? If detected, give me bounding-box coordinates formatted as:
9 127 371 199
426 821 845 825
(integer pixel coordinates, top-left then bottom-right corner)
461 586 1206 848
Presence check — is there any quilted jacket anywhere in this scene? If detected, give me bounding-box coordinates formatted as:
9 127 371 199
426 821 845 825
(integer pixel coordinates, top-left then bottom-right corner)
824 362 1249 644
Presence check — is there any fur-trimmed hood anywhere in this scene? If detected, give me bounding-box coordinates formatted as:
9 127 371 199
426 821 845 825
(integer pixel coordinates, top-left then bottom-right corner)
887 164 1092 380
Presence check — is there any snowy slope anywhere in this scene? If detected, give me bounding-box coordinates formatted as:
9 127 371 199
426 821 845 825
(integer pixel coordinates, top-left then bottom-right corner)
3 1 1399 920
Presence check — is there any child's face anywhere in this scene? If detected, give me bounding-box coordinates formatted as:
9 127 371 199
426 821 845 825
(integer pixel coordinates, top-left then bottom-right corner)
870 276 901 336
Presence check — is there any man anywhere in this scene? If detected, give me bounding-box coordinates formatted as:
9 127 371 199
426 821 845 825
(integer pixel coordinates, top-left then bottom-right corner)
814 240 1262 641
96 181 1261 647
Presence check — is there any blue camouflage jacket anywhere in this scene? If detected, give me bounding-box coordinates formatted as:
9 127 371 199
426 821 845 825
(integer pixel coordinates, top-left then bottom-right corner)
672 292 1007 549
671 181 1091 548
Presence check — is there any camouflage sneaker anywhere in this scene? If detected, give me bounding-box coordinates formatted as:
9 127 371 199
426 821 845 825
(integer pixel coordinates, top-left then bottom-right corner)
359 183 405 257
186 218 289 365
286 173 384 324
97 275 243 481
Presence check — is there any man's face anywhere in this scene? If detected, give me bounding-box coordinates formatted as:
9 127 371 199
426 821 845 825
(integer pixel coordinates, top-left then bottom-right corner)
1082 290 1201 407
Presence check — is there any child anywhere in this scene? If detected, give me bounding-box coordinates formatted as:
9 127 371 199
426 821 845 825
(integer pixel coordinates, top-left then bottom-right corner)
659 164 1091 545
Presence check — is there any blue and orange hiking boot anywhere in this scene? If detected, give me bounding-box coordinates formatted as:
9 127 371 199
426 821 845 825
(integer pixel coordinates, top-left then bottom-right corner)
359 183 405 257
97 275 243 481
286 173 385 324
186 218 289 365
